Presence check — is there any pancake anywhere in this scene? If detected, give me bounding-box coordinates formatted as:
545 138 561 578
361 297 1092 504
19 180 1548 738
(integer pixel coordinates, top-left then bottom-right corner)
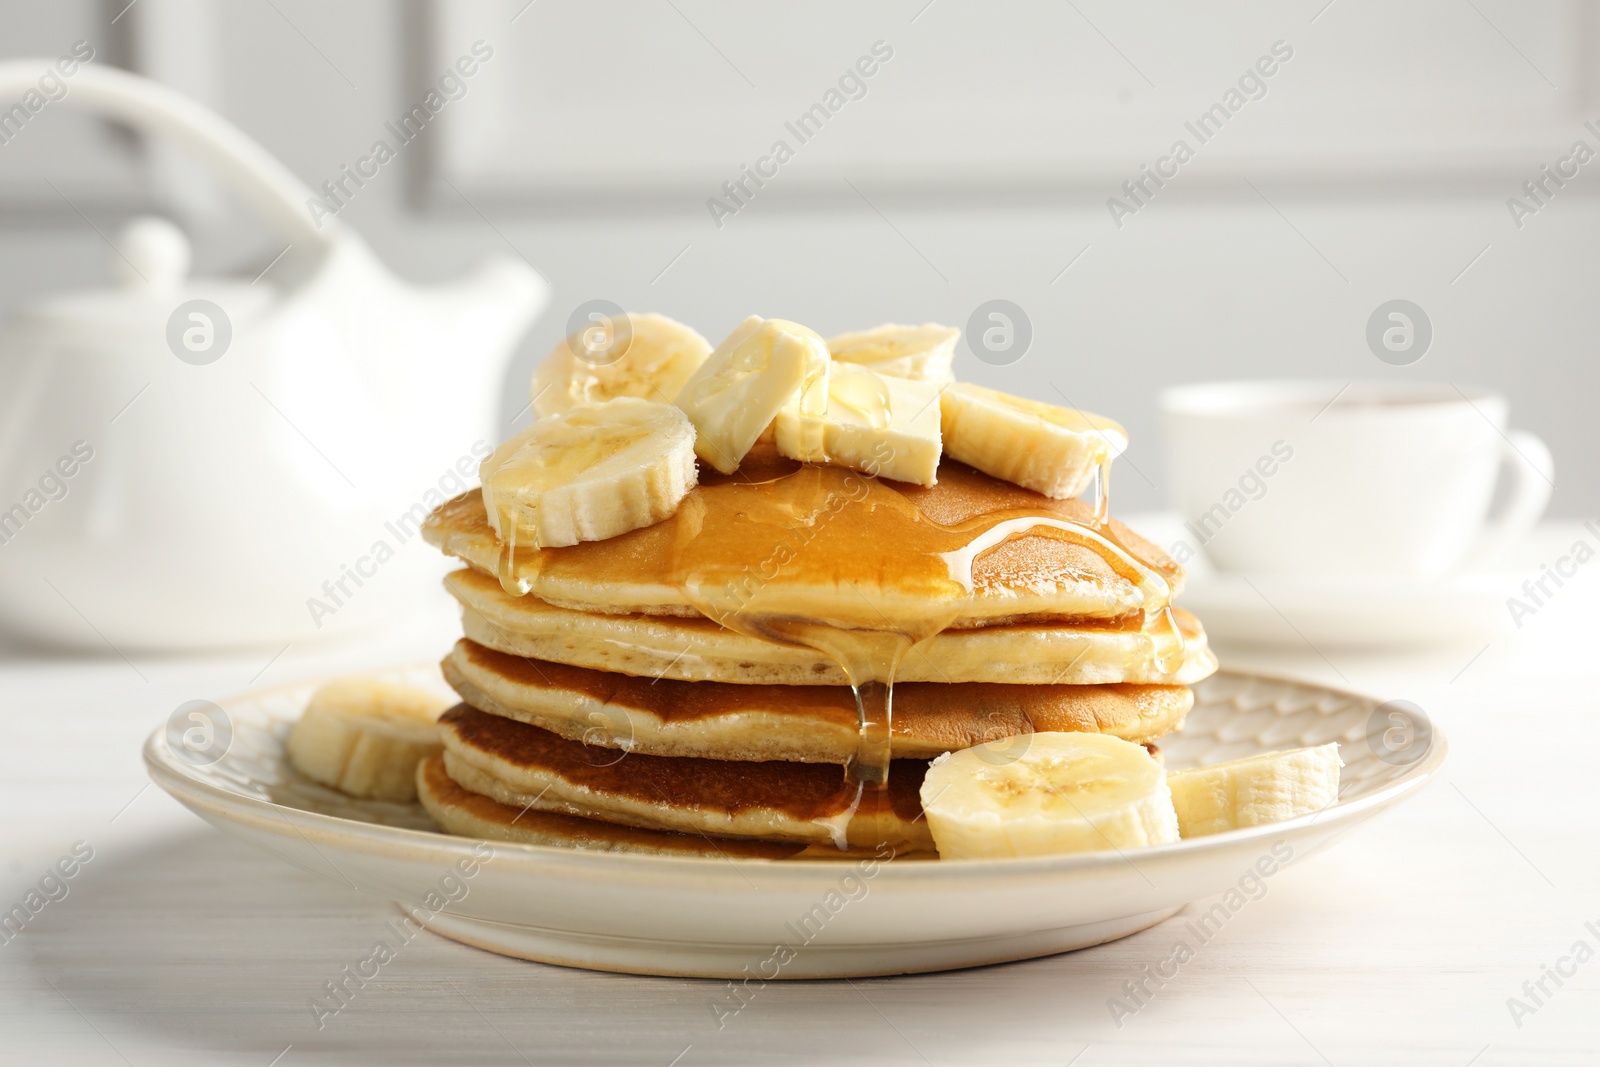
422 445 1183 628
443 638 1191 762
421 755 934 861
447 566 1218 686
438 705 936 851
416 755 812 858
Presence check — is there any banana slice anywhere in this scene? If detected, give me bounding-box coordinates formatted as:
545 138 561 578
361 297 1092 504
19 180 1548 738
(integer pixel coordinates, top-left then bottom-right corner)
827 323 959 385
1167 744 1342 838
774 363 943 486
480 397 697 548
530 312 711 417
919 732 1179 859
673 316 829 474
940 382 1127 500
286 678 451 802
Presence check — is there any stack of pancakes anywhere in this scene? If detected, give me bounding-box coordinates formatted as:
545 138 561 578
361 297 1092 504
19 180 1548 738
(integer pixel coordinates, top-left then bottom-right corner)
416 442 1217 859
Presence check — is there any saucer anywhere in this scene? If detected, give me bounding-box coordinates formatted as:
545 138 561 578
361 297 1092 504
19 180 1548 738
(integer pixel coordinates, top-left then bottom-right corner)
1177 568 1512 650
1123 511 1552 650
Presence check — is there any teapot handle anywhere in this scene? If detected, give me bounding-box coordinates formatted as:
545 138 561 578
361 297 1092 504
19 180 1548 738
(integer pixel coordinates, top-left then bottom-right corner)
0 60 338 250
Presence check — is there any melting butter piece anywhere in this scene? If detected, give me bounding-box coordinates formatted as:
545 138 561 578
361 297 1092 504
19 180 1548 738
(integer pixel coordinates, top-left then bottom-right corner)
827 323 959 385
674 316 830 474
940 382 1126 500
480 397 697 549
774 363 943 486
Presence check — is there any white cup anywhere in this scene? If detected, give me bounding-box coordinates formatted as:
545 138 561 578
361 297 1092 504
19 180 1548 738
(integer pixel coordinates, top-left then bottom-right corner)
1160 380 1554 577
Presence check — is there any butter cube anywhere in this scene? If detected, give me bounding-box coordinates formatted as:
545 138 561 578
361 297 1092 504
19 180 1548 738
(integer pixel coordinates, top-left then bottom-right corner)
775 364 943 485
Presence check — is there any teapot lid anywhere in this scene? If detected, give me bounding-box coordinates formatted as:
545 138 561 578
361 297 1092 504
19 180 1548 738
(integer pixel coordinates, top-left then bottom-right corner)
11 216 271 343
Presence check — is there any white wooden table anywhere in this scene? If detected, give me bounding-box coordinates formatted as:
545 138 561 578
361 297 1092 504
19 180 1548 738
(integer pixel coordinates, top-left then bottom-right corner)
3 525 1598 1066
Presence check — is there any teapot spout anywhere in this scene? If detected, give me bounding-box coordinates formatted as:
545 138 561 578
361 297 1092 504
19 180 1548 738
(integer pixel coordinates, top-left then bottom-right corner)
441 255 547 360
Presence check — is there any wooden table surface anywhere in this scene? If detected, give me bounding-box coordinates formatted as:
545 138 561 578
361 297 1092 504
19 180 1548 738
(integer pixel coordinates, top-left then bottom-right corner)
3 525 1598 1066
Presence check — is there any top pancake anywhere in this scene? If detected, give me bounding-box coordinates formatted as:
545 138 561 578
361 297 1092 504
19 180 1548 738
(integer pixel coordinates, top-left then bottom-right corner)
423 443 1183 629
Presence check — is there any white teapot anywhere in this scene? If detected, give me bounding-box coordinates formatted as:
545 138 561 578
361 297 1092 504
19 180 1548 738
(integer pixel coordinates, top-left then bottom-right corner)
0 63 545 650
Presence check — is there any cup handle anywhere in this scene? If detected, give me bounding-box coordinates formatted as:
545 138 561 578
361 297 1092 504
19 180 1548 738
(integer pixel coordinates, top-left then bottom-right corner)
1462 430 1554 569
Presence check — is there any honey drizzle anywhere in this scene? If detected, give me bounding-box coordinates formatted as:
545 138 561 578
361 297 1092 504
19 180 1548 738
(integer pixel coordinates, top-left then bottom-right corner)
480 445 1173 850
1093 455 1113 526
496 523 528 596
660 456 1161 849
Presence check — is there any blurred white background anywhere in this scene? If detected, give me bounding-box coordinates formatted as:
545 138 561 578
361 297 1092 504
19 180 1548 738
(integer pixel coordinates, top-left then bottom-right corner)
1 0 1596 517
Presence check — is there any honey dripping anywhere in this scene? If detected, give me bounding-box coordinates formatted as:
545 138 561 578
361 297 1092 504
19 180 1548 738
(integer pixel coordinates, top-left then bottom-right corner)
495 523 531 596
1093 455 1113 526
662 454 1172 851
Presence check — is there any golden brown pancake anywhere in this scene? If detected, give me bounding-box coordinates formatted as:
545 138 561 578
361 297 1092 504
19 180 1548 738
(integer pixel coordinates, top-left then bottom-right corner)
437 705 935 851
416 755 810 858
447 566 1217 686
419 755 933 860
442 638 1190 762
422 446 1183 627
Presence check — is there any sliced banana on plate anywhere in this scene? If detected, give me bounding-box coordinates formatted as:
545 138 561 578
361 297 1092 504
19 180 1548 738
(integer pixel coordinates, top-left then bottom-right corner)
827 323 959 385
286 678 452 802
530 312 711 417
674 316 830 474
939 382 1127 500
1167 743 1342 838
919 732 1180 859
480 397 697 548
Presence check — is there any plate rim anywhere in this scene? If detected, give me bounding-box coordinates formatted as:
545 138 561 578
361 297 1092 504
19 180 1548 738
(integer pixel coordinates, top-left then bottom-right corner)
143 664 1449 882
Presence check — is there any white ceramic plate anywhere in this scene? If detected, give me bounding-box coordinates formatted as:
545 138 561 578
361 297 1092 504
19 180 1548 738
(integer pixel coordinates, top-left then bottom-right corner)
144 666 1446 979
